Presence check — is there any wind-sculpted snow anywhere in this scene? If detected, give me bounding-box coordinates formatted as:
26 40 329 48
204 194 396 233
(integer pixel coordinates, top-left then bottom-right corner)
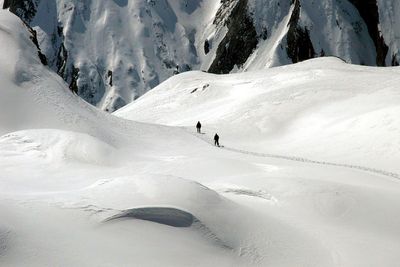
104 207 237 250
105 207 195 227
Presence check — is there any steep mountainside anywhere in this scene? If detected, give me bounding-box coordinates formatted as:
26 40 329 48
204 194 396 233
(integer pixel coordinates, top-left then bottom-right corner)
3 0 400 111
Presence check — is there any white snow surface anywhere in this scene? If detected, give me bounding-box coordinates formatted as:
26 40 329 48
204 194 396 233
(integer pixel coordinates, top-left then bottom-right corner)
116 57 400 172
2 9 400 267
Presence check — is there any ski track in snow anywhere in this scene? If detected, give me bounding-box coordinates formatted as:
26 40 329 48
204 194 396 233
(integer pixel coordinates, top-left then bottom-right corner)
187 128 400 181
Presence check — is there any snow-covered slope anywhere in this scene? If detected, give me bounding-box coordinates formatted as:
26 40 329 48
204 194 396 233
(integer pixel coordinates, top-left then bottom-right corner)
4 0 400 111
2 8 400 267
0 9 243 266
0 6 192 149
116 57 400 172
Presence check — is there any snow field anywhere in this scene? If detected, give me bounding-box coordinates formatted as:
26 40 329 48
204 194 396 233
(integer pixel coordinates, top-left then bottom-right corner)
1 8 400 267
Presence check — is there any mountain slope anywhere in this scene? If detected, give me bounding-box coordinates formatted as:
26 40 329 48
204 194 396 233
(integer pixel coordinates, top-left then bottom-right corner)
0 9 245 265
4 0 400 111
2 0 221 111
115 57 400 172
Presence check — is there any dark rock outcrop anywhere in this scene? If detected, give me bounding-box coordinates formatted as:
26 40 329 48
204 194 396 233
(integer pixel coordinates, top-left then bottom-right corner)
204 39 210 54
56 43 68 77
107 70 113 87
208 0 258 74
3 0 38 23
26 24 48 65
4 1 47 65
347 0 388 66
69 66 79 94
286 0 315 63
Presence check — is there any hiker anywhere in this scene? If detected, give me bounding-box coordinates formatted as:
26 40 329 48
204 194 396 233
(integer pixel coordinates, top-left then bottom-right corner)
214 133 220 147
196 121 202 133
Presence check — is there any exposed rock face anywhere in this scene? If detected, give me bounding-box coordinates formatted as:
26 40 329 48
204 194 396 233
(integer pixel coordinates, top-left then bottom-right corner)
56 43 68 77
286 0 315 63
3 0 400 111
204 39 210 55
69 66 79 94
2 1 48 65
347 0 388 66
3 0 38 23
25 23 48 66
208 0 258 74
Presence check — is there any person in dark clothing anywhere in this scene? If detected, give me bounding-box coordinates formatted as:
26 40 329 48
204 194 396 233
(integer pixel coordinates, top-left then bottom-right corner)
214 133 220 147
196 121 202 133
